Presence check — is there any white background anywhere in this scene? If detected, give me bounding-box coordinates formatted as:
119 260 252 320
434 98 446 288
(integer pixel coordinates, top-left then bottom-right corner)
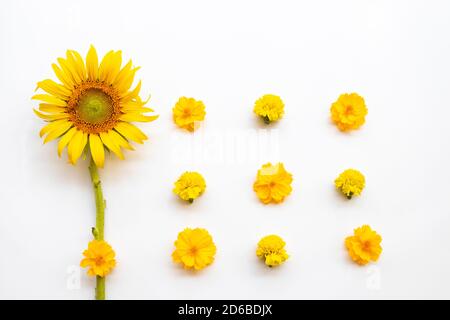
1 0 449 300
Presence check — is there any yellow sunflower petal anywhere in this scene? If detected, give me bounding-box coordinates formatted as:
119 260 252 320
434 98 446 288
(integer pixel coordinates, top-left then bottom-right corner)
52 63 74 89
110 130 134 150
43 121 73 144
98 50 114 82
113 60 132 88
68 130 87 165
121 106 154 113
89 134 105 168
114 122 147 144
32 94 67 107
121 98 149 110
36 79 72 99
33 109 69 121
105 51 122 84
39 104 67 113
57 127 77 157
68 50 87 82
63 52 83 83
99 131 124 160
58 57 82 85
86 45 99 81
119 113 158 122
121 80 141 102
39 119 70 138
115 65 140 95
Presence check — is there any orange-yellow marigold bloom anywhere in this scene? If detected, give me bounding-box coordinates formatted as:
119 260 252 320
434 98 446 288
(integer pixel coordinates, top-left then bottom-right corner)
253 94 285 124
173 171 206 203
80 240 116 277
335 168 365 199
330 93 367 131
172 97 206 131
172 228 216 271
256 235 289 267
345 225 382 265
253 162 293 204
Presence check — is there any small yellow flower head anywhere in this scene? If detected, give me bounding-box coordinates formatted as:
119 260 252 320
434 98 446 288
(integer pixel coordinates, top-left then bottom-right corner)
345 225 382 265
334 169 365 199
330 93 367 131
253 94 285 124
256 235 289 267
172 228 217 270
173 171 206 203
253 162 293 204
172 97 206 131
80 240 116 277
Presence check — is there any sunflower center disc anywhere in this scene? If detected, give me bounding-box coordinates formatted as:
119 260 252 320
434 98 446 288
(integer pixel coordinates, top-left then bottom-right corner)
77 89 114 125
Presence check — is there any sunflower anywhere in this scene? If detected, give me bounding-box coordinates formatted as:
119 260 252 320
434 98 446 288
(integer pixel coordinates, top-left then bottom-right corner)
33 46 158 168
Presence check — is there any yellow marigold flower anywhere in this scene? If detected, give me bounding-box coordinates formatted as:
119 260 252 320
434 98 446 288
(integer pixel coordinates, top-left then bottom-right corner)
80 240 116 277
173 171 206 203
256 235 289 267
32 45 158 168
172 228 216 270
253 162 293 204
253 94 284 124
345 225 382 265
172 97 206 131
335 169 365 199
330 93 367 131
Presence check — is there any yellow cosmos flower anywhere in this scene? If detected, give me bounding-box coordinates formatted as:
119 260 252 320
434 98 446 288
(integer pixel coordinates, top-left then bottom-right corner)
172 228 216 270
345 225 382 265
172 97 206 131
80 240 116 277
256 235 289 267
33 45 158 168
253 94 284 124
330 93 367 131
335 169 365 199
253 162 293 204
173 171 206 203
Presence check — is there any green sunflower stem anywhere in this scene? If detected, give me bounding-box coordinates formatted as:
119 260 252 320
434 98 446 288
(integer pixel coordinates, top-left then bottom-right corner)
88 156 106 300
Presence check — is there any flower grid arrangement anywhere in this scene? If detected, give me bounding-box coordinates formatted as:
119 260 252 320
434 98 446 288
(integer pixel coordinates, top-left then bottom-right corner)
33 45 381 299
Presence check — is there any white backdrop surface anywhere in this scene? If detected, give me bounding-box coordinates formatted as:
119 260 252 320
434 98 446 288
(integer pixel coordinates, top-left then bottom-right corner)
1 0 450 299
